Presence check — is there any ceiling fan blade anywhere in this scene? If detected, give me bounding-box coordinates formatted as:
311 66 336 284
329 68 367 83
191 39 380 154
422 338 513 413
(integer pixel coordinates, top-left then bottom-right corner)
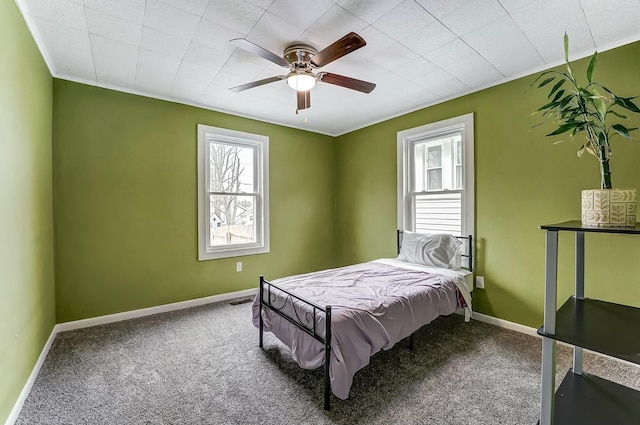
310 32 366 67
318 72 376 93
229 76 285 92
296 90 311 113
230 38 289 67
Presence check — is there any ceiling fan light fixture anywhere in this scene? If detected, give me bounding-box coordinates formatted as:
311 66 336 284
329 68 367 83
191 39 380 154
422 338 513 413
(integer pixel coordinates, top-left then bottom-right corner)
286 71 316 92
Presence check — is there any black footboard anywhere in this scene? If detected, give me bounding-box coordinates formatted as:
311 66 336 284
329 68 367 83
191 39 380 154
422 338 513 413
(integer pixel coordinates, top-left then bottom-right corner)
258 275 332 410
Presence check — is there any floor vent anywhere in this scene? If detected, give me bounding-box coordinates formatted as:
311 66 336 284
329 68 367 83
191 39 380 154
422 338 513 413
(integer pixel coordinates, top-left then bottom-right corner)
229 298 253 306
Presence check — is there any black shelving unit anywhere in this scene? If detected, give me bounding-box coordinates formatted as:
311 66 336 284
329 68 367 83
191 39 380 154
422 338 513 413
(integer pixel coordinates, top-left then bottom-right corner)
538 221 640 425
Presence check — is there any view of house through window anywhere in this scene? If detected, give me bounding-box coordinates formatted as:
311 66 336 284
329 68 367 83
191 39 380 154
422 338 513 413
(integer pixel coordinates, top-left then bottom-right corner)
397 113 474 238
412 133 463 234
198 125 269 261
208 142 256 246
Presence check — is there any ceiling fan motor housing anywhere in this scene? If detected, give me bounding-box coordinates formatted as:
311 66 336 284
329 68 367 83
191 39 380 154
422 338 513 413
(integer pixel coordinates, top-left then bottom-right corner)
283 44 318 70
283 44 318 92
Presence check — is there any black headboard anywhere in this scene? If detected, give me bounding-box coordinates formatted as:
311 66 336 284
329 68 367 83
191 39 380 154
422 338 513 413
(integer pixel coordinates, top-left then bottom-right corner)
397 230 473 271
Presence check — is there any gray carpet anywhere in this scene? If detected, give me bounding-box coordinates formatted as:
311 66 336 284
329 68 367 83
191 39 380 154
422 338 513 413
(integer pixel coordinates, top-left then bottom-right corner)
16 299 640 425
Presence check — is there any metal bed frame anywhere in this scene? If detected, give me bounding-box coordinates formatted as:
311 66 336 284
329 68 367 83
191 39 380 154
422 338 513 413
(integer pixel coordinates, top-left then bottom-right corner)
258 230 473 410
258 276 332 409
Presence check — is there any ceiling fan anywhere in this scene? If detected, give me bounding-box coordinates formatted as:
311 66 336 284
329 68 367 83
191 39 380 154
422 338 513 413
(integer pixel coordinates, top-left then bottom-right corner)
228 32 376 114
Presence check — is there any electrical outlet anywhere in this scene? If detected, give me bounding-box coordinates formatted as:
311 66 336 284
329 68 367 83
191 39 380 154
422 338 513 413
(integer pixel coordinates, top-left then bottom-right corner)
236 262 242 272
475 276 485 289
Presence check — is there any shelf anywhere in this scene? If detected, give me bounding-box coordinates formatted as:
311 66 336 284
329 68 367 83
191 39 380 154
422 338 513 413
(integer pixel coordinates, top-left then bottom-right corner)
540 220 640 234
550 369 640 425
538 297 640 365
539 222 640 425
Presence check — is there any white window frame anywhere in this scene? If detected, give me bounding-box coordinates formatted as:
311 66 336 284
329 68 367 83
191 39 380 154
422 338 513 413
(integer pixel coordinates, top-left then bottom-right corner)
197 124 269 260
397 113 474 238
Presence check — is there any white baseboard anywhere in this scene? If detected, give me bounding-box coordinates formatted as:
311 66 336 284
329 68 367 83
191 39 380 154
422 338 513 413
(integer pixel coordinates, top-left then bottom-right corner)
472 311 539 337
3 287 257 425
471 310 639 369
4 327 57 425
56 288 258 332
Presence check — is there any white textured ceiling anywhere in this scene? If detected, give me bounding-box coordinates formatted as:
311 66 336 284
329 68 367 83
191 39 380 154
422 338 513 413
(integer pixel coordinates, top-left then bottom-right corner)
15 0 640 136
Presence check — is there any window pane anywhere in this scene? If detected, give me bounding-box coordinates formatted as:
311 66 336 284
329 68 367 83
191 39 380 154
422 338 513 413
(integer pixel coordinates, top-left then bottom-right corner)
210 194 256 246
455 137 462 165
414 192 462 236
209 142 254 193
412 143 424 192
456 165 462 189
427 145 442 168
427 169 442 190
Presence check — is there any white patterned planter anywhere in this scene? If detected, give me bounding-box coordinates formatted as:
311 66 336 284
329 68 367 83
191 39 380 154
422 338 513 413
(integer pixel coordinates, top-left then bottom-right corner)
581 188 637 227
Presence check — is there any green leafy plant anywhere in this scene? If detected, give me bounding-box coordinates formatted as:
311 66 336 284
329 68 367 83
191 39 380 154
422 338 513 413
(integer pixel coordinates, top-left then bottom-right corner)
532 33 640 189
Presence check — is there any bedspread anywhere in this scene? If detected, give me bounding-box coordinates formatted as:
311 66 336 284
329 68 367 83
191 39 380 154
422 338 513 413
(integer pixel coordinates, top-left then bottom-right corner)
252 259 471 400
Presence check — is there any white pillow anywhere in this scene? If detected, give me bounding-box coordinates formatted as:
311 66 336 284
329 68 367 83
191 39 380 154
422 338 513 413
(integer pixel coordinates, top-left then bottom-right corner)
397 232 462 269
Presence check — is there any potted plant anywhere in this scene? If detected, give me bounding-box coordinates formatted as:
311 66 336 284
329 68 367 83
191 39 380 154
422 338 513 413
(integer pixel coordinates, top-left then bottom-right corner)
532 33 640 226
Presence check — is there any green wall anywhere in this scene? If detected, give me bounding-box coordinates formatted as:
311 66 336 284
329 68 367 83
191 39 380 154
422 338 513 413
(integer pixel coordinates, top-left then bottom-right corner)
52 81 337 322
0 1 55 423
52 41 640 327
336 41 640 327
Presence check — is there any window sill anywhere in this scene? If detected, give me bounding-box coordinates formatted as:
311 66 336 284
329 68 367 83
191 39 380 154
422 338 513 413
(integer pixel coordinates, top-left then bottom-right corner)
198 245 269 261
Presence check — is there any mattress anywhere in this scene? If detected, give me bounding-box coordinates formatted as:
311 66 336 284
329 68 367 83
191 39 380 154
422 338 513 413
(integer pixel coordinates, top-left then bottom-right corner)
252 259 472 400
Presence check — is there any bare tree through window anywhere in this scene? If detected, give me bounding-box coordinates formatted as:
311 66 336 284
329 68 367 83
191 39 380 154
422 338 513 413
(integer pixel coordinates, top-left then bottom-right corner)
208 141 256 246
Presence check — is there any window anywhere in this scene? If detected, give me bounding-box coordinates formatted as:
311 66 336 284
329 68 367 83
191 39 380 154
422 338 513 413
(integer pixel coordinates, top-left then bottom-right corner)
197 125 269 260
397 113 474 237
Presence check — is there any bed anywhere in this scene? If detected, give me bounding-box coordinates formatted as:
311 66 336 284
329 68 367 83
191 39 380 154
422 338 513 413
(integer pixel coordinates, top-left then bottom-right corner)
251 231 473 410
